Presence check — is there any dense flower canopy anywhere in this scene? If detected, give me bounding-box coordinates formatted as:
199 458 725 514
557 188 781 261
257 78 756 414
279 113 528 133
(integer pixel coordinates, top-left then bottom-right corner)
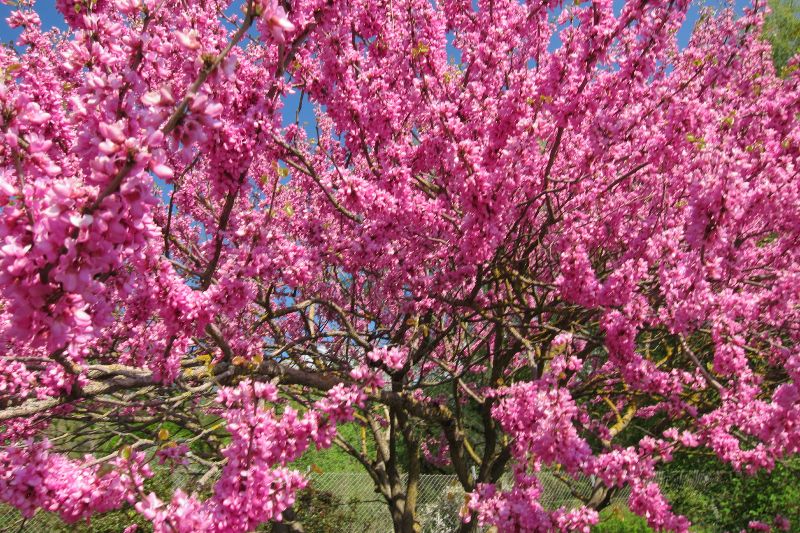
1 0 799 531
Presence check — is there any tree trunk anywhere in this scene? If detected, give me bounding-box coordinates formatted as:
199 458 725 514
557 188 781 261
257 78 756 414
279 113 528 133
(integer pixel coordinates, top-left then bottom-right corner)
400 442 421 533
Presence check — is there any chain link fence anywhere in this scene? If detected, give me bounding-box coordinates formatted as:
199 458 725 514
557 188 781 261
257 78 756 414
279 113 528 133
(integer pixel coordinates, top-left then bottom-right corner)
0 470 717 532
277 470 718 532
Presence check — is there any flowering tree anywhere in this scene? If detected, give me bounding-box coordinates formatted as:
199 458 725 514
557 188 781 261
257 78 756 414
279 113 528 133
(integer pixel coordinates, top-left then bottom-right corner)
1 0 799 531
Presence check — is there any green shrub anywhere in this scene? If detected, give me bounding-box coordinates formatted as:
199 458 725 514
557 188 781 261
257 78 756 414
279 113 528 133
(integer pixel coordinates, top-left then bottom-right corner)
663 459 800 532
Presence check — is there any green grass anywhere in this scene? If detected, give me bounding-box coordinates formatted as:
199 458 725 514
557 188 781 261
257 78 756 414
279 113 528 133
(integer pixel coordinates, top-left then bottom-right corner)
593 506 653 533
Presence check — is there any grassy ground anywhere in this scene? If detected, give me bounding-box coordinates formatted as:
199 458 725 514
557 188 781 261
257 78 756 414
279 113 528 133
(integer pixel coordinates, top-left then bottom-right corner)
593 506 654 533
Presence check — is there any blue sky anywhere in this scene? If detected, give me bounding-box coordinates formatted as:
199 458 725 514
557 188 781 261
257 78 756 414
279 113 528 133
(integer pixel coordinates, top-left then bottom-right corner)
0 0 754 134
0 0 756 247
0 0 755 48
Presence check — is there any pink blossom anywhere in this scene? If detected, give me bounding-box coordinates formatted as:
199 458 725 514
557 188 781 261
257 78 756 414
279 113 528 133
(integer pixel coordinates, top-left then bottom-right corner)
0 1 798 531
368 346 408 371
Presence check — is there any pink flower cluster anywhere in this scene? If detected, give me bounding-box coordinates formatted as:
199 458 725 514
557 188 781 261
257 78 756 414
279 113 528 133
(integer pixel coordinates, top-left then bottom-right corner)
474 382 690 531
367 345 408 371
134 380 364 531
469 470 598 532
156 443 190 467
0 360 35 401
0 440 151 522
